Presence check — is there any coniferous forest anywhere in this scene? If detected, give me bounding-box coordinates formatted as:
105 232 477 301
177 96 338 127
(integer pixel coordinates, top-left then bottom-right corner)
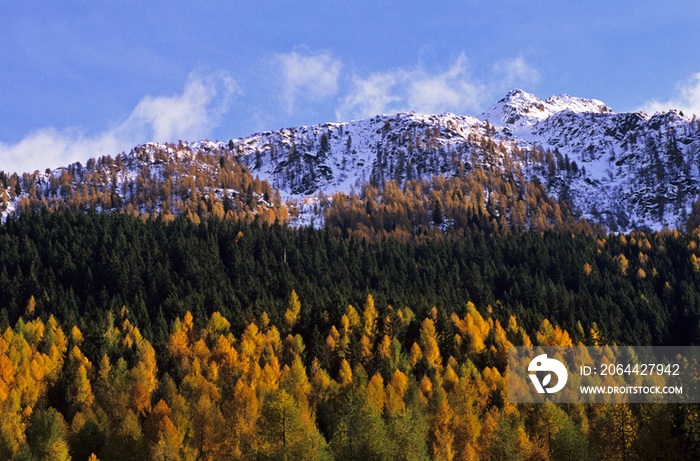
1 209 700 460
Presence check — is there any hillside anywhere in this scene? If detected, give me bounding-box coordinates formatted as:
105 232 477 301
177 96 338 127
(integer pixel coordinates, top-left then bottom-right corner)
2 90 700 233
1 211 699 460
3 91 700 460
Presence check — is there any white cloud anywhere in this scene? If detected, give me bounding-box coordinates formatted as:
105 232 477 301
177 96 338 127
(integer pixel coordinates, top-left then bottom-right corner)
406 54 486 115
492 56 541 91
119 71 238 142
277 51 342 113
336 53 537 121
335 72 403 121
0 71 239 174
641 72 700 116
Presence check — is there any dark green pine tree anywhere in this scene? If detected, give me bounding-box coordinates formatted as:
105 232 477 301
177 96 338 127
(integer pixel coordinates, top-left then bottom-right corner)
432 198 444 226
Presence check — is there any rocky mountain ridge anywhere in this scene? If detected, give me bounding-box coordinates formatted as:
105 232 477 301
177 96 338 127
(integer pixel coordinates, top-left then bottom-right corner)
2 89 700 232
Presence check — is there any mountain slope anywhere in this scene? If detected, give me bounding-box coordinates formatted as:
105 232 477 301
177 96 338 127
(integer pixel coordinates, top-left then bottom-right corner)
227 89 700 231
484 90 700 230
2 89 700 232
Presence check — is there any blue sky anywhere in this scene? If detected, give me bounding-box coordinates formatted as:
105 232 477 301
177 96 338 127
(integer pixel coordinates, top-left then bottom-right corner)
2 1 700 174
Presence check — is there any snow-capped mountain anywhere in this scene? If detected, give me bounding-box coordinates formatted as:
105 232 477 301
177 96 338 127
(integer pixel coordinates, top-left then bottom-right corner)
481 89 613 131
3 89 700 232
227 111 488 195
483 90 700 231
223 89 700 231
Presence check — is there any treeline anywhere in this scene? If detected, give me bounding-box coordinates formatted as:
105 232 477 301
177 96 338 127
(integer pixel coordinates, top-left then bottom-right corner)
2 132 607 241
322 130 604 243
324 169 599 244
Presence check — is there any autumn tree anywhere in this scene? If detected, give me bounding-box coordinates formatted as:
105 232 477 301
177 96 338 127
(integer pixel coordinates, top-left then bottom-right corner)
284 290 302 331
330 390 396 461
256 390 330 461
430 397 455 461
591 404 638 461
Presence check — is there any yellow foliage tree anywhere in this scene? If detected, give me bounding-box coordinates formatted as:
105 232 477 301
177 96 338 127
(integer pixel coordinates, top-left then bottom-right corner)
431 398 455 461
73 364 94 411
338 359 353 386
360 334 373 365
284 290 302 330
133 340 158 395
367 373 385 413
345 305 361 331
281 355 311 409
536 319 573 347
362 294 378 339
409 342 423 367
614 253 629 276
420 318 442 371
206 312 230 341
443 365 459 393
390 369 409 401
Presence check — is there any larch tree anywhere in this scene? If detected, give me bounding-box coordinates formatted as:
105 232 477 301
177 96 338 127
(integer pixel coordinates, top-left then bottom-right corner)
284 290 302 331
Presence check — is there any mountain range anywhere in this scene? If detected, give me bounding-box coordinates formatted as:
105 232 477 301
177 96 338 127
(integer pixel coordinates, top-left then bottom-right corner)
2 89 700 232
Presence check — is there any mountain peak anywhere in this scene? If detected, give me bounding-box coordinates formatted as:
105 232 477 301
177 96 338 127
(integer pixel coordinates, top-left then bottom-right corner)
544 93 612 115
481 90 613 127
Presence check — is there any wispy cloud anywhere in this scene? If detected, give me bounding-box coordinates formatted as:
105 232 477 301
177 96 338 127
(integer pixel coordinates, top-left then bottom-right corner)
336 54 487 121
0 54 542 175
0 71 239 174
641 72 700 116
277 51 342 113
492 56 541 92
334 72 403 121
406 54 486 115
335 54 539 121
119 71 238 143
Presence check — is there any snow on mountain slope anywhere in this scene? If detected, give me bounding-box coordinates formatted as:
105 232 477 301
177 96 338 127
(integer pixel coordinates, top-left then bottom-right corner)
481 89 612 135
483 93 700 231
227 111 488 196
3 89 700 232
227 89 700 232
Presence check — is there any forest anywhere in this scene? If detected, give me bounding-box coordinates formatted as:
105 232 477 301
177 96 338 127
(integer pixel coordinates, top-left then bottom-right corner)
1 210 700 459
